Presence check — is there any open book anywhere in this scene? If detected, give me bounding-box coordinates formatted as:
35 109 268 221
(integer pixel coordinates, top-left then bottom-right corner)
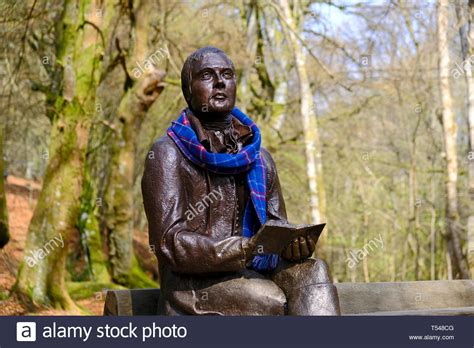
252 219 326 255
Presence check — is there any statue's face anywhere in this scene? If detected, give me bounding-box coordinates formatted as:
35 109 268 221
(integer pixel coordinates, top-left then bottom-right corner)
189 52 236 117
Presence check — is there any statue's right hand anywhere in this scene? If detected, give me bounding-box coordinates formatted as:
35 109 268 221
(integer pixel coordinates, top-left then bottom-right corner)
281 236 315 262
243 220 319 261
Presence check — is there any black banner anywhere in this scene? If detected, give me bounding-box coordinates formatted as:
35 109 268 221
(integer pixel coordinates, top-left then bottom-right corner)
1 316 472 347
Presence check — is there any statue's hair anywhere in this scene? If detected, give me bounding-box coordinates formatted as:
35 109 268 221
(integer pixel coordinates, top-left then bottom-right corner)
181 46 235 104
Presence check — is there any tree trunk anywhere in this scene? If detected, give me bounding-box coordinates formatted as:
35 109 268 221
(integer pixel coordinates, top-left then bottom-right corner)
271 80 288 132
437 0 470 279
455 0 474 279
238 0 257 114
15 0 109 310
103 0 164 286
277 0 327 228
0 126 9 249
74 2 131 284
430 179 437 280
267 7 289 132
75 1 134 283
105 69 164 286
465 0 474 279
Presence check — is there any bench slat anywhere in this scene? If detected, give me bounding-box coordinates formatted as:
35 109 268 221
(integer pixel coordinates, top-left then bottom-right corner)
335 280 473 314
103 280 474 316
353 306 474 316
104 288 160 316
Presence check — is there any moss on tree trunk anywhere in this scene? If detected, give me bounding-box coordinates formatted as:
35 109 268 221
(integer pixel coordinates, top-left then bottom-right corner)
16 109 91 310
105 69 164 287
76 172 110 282
103 0 164 287
15 0 111 310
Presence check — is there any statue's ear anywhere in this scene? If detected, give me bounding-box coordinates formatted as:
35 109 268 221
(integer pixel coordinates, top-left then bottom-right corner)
186 68 194 104
184 78 193 106
184 96 192 108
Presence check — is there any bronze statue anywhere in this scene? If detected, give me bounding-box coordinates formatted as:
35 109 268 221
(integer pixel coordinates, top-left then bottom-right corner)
141 46 340 315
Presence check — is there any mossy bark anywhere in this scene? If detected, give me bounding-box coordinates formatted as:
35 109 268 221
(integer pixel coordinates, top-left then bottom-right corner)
15 0 111 310
73 0 132 284
105 69 164 286
76 173 110 282
103 0 163 287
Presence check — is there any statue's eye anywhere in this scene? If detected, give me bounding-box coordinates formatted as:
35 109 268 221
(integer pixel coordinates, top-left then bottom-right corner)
222 71 233 79
201 72 212 80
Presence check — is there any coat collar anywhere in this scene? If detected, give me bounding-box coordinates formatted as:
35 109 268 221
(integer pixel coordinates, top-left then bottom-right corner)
186 109 253 151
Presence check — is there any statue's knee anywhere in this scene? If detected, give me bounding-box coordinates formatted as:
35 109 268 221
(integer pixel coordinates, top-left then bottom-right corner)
304 258 331 284
272 258 332 293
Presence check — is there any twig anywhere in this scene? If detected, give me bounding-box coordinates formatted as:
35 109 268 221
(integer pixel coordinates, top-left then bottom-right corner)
268 1 352 92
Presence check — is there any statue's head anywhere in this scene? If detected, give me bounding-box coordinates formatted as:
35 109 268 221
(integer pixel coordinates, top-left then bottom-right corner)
181 46 236 118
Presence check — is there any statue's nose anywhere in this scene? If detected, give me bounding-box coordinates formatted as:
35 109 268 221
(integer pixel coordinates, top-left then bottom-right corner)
214 75 225 88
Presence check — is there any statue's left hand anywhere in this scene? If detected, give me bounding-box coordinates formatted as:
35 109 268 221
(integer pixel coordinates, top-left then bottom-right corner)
281 236 315 262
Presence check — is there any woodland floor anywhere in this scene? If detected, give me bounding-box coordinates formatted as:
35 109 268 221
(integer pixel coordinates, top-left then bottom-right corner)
0 176 156 316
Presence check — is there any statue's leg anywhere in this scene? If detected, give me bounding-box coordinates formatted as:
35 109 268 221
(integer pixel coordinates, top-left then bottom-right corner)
272 258 341 316
160 268 286 315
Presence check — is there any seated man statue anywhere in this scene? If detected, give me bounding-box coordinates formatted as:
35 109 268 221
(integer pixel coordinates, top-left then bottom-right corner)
141 46 340 315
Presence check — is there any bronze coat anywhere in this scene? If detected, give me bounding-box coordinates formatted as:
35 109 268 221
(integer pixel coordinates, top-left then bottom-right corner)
141 115 289 315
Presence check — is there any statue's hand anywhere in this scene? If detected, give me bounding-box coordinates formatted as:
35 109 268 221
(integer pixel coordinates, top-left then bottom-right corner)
281 236 315 262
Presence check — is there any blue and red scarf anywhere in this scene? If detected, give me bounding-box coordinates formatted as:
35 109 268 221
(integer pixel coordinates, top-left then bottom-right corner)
167 107 279 271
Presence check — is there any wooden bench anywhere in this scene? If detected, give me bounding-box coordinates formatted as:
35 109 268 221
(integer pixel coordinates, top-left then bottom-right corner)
103 280 474 316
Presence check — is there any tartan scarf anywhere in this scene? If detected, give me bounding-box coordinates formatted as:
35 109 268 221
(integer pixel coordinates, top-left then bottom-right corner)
167 107 279 271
